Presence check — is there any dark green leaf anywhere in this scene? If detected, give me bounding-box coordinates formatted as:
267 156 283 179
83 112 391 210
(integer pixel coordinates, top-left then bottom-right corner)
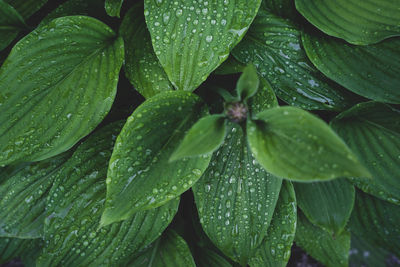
121 3 174 99
144 0 262 91
214 55 245 75
37 122 179 266
236 64 259 100
195 247 233 267
249 181 297 267
295 211 350 267
261 0 299 21
101 91 211 226
248 77 278 115
0 153 70 238
105 0 123 17
0 237 42 265
349 234 392 267
193 122 282 265
5 0 48 19
294 179 355 235
295 0 400 45
0 16 124 166
0 0 25 51
247 106 371 181
302 32 400 104
232 9 354 111
170 114 227 161
331 102 400 205
126 230 196 267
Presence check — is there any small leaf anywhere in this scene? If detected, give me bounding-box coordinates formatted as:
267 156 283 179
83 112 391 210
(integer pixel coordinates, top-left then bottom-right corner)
295 211 350 267
101 91 211 226
295 0 400 45
249 181 297 267
170 114 227 161
120 3 173 98
105 0 123 17
0 0 25 51
294 179 355 235
144 0 262 91
5 0 48 19
0 16 124 166
247 106 371 181
248 78 278 115
193 122 282 265
236 64 259 100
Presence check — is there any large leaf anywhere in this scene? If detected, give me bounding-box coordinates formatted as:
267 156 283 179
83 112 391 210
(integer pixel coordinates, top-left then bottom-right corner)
294 179 355 235
349 190 400 257
295 211 350 267
247 106 371 181
101 91 211 226
37 122 179 266
105 0 123 17
5 0 48 19
249 181 297 267
121 3 174 99
295 0 400 45
232 9 354 111
144 0 262 91
261 0 299 21
331 102 400 205
0 0 25 51
0 237 42 265
0 16 124 166
302 32 400 104
349 234 392 267
0 153 70 238
194 248 233 267
193 122 282 265
126 230 196 267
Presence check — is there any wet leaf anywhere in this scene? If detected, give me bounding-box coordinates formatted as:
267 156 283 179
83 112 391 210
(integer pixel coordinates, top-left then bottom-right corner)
236 64 259 100
105 0 123 17
248 78 278 115
0 0 25 51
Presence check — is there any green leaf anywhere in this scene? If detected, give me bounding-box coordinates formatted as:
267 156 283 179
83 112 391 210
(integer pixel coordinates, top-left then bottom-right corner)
248 77 278 115
302 32 400 104
214 55 245 75
294 179 355 235
144 0 262 91
126 230 196 267
261 0 299 21
295 0 400 45
330 102 400 205
194 248 233 267
0 153 70 238
247 106 371 181
236 64 259 100
295 211 350 267
349 234 392 267
105 0 123 17
170 114 227 161
193 122 282 265
101 91 211 226
5 0 48 19
0 237 42 265
232 9 355 111
121 3 173 99
0 0 25 51
249 181 297 267
349 190 400 257
0 16 124 166
37 122 179 266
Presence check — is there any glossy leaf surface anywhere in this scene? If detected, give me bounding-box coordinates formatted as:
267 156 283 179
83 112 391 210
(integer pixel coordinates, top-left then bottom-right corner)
144 0 261 91
236 64 259 100
0 0 25 51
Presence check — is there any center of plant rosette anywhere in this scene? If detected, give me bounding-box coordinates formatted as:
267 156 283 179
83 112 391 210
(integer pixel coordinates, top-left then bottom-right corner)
226 102 247 123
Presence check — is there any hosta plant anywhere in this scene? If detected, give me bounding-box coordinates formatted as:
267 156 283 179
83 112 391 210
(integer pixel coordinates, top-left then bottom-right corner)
0 0 399 266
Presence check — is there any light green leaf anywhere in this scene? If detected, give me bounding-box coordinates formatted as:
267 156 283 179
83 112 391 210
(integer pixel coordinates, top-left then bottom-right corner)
0 153 70 238
248 77 278 114
232 9 355 111
247 106 371 181
105 0 123 17
302 32 400 104
5 0 48 19
236 64 259 100
121 3 173 99
349 190 400 257
193 122 282 265
294 179 355 235
126 230 196 267
0 0 25 51
144 0 262 91
37 122 179 266
295 211 350 267
101 91 211 226
331 102 400 205
214 55 245 75
249 181 297 267
0 237 42 265
170 114 227 161
0 16 124 166
295 0 400 45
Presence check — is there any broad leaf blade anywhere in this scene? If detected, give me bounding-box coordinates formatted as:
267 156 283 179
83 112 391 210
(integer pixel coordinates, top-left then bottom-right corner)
193 122 282 265
121 3 174 99
105 0 123 17
0 0 25 51
331 102 400 205
144 0 262 91
295 0 400 45
294 179 355 235
249 181 297 267
248 78 278 114
37 122 179 266
101 91 211 226
214 55 245 75
349 234 392 267
302 32 400 104
0 16 124 166
236 64 259 100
